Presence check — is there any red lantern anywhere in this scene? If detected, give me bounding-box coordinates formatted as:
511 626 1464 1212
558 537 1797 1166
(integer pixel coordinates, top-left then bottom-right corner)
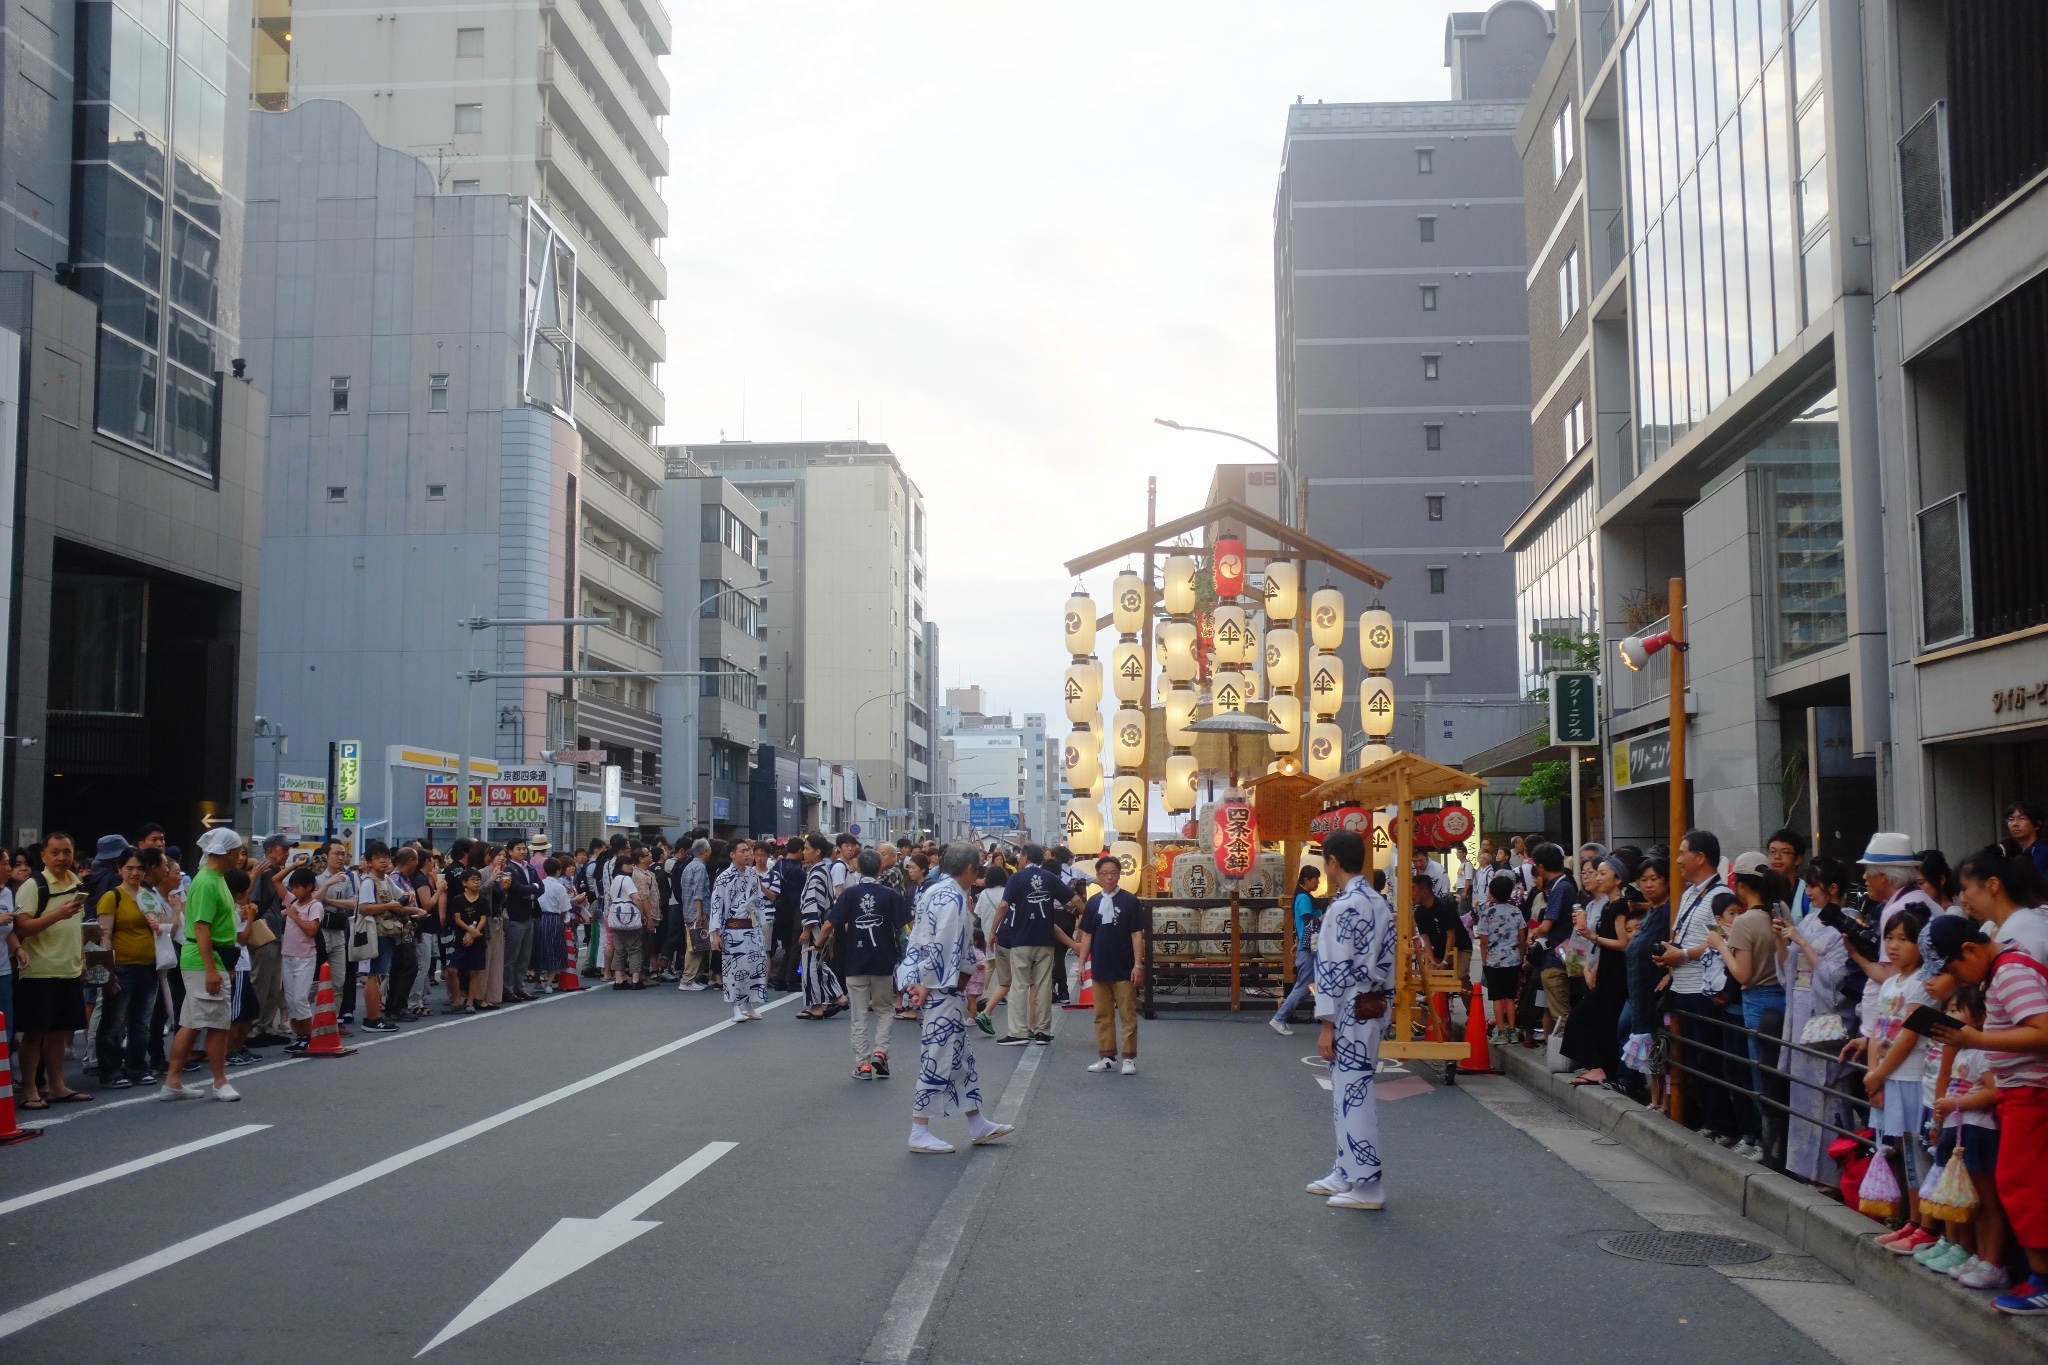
1308 804 1373 838
1413 810 1442 850
1213 536 1246 598
1213 795 1258 879
1436 803 1475 844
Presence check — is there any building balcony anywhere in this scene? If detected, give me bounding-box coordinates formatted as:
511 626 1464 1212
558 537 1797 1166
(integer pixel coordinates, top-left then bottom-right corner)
577 315 665 428
537 129 666 302
581 548 664 619
575 385 665 487
543 0 669 167
540 53 667 234
574 262 664 368
580 464 663 553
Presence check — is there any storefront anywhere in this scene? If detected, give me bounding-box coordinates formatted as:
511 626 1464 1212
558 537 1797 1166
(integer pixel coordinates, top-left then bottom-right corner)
1911 630 2048 856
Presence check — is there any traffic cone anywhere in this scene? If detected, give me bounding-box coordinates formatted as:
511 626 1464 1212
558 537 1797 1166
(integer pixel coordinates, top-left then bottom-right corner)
1462 982 1500 1074
1064 958 1094 1010
0 1014 43 1145
307 965 358 1058
555 916 583 992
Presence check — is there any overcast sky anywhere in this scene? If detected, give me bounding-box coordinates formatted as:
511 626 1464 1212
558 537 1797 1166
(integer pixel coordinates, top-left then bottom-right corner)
662 1 1457 732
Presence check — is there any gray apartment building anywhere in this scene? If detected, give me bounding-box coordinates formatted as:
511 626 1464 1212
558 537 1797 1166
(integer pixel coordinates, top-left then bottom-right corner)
1273 2 1553 765
0 0 265 849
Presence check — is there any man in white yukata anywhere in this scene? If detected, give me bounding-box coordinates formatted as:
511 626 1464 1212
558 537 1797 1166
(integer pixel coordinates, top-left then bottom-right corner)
713 839 768 1022
901 843 1015 1154
1309 828 1396 1210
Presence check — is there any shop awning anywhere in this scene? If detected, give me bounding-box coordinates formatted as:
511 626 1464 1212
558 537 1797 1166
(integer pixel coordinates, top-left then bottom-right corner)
1461 724 1567 779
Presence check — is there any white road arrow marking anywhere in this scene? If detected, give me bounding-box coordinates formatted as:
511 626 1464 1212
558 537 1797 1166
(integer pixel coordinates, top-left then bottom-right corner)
417 1141 736 1355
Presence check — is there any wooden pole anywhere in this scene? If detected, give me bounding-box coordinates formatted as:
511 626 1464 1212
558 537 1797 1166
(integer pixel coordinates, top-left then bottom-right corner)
1141 477 1156 894
1287 472 1310 980
1667 575 1687 858
1393 768 1415 1051
1230 884 1242 1012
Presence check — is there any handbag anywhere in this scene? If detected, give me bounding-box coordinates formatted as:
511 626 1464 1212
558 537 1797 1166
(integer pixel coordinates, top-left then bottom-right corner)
347 913 379 963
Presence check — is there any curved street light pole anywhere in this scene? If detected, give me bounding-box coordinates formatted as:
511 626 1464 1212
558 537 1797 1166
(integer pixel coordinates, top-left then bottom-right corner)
1154 418 1290 524
849 689 907 838
686 580 772 830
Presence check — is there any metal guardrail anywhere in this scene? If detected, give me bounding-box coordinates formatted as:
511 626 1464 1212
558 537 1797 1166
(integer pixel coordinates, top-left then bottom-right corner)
1661 1004 1871 1146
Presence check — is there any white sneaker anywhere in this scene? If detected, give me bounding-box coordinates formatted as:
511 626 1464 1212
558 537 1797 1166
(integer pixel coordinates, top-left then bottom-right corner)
211 1083 241 1102
733 1007 748 1023
1120 1058 1138 1075
1306 1176 1349 1196
908 1127 955 1155
679 981 709 992
743 1008 762 1020
1327 1180 1385 1211
158 1084 198 1102
1734 1139 1763 1161
969 1119 1015 1145
1956 1259 2011 1291
1087 1057 1116 1072
1269 1017 1293 1036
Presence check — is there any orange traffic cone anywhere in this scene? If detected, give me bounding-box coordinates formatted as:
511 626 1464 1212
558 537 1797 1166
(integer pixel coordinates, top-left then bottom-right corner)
307 965 358 1058
1063 958 1094 1010
555 917 583 992
1462 981 1500 1074
0 1014 43 1144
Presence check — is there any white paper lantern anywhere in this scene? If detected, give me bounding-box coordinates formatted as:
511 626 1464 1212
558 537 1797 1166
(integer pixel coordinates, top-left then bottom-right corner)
1267 693 1302 752
1163 752 1198 812
1307 720 1344 780
1111 839 1143 883
1111 706 1147 769
1359 607 1396 672
1265 628 1300 689
1310 588 1346 652
1358 742 1395 769
1212 605 1248 665
1240 618 1260 673
1165 686 1197 745
1211 668 1247 713
1064 729 1101 792
1111 640 1147 703
1360 674 1396 738
1111 571 1147 636
1308 650 1344 718
1110 774 1147 835
1063 659 1103 723
1162 555 1197 615
1372 821 1395 871
1064 592 1096 655
1159 620 1197 681
1264 562 1298 622
1065 797 1104 856
1238 667 1261 702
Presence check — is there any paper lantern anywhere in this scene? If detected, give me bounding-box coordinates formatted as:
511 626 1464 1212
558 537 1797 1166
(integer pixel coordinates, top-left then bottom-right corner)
1265 628 1300 688
1360 607 1396 672
1111 839 1143 885
1064 592 1095 655
1307 721 1344 780
1360 673 1396 738
1213 537 1246 597
1065 797 1104 856
1310 588 1346 651
1436 803 1476 843
1159 620 1197 682
1111 640 1147 703
1211 668 1247 713
1371 821 1395 870
1307 650 1344 717
1110 774 1147 835
1212 795 1257 878
1164 685 1197 745
1063 660 1103 723
1163 752 1198 812
1264 562 1298 622
1212 605 1248 665
1111 570 1147 636
1240 618 1259 672
1111 706 1147 768
1358 742 1395 770
1267 693 1301 752
1238 667 1261 702
1063 729 1102 792
1163 555 1197 615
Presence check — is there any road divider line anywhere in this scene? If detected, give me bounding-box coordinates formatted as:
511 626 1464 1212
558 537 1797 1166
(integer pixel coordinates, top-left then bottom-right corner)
0 1125 270 1218
0 995 797 1341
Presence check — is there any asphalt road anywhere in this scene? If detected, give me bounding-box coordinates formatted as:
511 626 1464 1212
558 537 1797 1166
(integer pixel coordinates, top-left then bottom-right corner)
0 982 1904 1363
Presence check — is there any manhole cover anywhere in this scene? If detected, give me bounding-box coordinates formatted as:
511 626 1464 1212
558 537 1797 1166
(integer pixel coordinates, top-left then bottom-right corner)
1597 1231 1772 1266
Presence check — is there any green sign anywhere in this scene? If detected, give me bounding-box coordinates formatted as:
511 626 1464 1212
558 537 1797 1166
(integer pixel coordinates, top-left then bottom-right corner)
338 804 358 822
1612 727 1672 790
1549 671 1599 745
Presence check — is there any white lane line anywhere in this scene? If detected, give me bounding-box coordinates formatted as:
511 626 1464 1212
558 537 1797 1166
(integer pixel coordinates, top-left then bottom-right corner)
0 994 797 1341
418 1141 737 1355
862 1042 1047 1365
0 1126 270 1218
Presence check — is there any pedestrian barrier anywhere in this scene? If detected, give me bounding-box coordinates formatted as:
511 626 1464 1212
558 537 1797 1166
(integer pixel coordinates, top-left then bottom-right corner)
1064 958 1094 1010
0 1013 42 1144
556 917 583 993
1660 1004 1867 1144
307 964 358 1058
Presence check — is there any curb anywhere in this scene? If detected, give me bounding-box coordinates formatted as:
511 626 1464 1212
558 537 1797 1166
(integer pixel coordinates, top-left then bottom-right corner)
1495 1044 2048 1365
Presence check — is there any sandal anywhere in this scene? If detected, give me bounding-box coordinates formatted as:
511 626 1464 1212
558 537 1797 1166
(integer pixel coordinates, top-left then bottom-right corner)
20 1097 48 1110
49 1090 95 1103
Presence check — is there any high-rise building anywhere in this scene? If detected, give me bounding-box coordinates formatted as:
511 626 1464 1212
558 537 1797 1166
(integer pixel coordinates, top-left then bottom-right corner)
1273 2 1553 764
669 440 933 837
274 0 671 709
0 0 266 847
937 687 1048 840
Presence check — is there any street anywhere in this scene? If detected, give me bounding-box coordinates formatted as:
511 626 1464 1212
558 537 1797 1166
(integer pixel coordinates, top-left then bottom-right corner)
0 986 1957 1363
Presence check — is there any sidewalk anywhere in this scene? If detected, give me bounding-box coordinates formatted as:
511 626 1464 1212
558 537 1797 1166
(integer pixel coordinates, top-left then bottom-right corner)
1496 1043 2048 1365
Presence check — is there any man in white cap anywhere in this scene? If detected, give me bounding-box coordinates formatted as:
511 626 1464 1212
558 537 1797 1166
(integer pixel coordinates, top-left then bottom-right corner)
161 827 247 1102
1853 833 1940 1038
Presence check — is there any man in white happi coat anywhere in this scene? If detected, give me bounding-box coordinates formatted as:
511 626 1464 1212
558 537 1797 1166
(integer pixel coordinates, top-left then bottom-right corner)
1309 828 1396 1210
900 843 1015 1154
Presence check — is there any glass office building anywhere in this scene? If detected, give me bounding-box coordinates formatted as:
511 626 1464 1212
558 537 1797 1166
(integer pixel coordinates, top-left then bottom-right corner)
72 0 237 475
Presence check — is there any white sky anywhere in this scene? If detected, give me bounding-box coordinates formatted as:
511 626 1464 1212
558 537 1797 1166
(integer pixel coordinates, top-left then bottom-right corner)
662 1 1456 734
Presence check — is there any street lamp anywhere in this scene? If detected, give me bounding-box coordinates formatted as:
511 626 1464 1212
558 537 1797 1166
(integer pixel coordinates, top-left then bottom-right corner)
1619 629 1686 671
684 580 772 830
1153 417 1280 462
253 716 288 836
850 689 906 838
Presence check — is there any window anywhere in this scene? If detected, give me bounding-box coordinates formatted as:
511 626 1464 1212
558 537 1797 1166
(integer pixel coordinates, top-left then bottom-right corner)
1424 423 1443 451
1418 215 1436 242
426 483 447 500
330 376 350 412
451 179 480 194
454 103 482 134
1427 566 1447 594
700 658 756 705
48 572 146 714
1416 147 1433 174
1420 285 1438 311
1557 248 1580 329
326 485 346 502
1426 494 1444 521
428 372 449 412
1552 102 1575 184
1422 354 1440 381
1407 621 1451 675
456 26 484 57
1563 399 1588 454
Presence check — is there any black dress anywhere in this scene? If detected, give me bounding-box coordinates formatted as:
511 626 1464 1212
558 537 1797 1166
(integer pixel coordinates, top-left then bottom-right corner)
1562 895 1626 1074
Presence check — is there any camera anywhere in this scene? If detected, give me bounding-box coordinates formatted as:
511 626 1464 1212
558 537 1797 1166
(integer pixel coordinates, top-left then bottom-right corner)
1818 902 1880 963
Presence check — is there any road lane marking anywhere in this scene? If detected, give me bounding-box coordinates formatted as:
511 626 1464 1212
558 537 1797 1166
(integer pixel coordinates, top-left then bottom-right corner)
0 994 797 1341
418 1141 737 1354
0 1126 270 1218
862 1043 1047 1365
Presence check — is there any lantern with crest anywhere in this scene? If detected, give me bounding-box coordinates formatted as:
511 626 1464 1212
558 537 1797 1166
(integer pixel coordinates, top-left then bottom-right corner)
1212 793 1258 879
1357 598 1396 757
1062 586 1104 856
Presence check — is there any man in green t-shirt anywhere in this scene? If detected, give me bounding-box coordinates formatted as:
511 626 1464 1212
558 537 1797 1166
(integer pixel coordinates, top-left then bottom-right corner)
162 827 248 1102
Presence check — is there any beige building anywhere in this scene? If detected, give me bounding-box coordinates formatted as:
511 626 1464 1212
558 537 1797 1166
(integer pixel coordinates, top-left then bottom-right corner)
258 0 671 697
